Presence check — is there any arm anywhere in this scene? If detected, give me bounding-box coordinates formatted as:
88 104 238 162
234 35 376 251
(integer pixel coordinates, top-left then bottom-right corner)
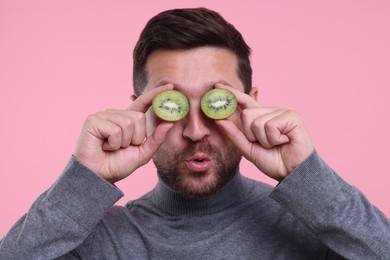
0 84 174 259
216 83 390 259
270 150 390 259
0 157 123 259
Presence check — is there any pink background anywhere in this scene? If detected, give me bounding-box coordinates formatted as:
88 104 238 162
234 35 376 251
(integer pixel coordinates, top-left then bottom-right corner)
1 1 389 237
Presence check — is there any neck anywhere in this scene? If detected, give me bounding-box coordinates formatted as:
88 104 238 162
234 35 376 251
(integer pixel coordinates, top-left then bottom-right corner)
152 168 247 215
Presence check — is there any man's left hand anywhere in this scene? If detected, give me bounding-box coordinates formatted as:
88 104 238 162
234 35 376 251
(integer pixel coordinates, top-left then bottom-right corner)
215 84 314 181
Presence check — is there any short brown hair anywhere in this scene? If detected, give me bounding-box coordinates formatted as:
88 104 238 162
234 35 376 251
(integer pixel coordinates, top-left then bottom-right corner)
133 7 252 96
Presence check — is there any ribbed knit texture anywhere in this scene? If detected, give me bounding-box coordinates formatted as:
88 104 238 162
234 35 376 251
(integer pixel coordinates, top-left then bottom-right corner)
1 151 389 259
152 168 246 215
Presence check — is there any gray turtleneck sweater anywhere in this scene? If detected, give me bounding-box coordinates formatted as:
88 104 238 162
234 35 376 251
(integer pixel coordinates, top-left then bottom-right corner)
1 151 389 259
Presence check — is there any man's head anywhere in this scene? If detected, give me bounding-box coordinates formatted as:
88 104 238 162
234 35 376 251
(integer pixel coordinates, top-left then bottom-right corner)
133 8 256 198
133 7 252 96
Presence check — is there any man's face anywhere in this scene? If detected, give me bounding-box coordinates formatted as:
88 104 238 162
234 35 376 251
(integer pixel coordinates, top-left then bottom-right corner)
143 47 252 198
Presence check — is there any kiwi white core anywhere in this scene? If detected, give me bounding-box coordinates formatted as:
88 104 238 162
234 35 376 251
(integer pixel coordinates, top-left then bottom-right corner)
162 101 180 110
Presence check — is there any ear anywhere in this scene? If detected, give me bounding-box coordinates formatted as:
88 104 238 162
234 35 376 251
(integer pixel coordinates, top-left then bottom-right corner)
249 86 258 101
130 94 138 101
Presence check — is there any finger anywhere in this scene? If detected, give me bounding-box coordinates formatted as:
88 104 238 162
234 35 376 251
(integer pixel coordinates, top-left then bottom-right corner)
215 83 260 109
250 110 288 148
262 112 298 146
215 120 252 159
131 112 146 145
96 110 137 148
240 109 257 142
128 83 174 113
98 122 123 151
265 120 291 147
138 122 174 165
240 107 284 142
83 115 123 151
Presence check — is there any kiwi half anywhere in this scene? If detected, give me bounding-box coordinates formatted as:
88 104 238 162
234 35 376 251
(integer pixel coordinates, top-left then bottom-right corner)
201 88 237 119
152 90 189 121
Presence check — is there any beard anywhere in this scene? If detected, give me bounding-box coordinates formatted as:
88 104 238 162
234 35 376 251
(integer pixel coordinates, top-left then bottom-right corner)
152 139 242 198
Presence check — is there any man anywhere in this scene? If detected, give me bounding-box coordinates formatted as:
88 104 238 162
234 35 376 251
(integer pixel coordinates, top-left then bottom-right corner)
1 7 389 259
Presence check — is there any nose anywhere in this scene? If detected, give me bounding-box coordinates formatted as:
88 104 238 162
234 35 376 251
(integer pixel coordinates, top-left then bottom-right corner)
182 105 211 142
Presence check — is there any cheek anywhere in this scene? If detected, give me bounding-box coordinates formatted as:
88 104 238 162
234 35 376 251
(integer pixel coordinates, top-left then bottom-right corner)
147 108 187 149
162 123 187 148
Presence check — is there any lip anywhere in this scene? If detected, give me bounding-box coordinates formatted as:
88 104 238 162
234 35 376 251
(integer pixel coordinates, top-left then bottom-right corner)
185 153 212 172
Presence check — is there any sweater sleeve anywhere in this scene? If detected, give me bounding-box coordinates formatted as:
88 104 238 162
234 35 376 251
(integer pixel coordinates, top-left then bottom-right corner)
270 150 390 259
0 156 123 260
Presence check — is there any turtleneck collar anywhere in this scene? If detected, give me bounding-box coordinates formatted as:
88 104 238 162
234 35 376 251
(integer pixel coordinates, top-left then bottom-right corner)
152 168 248 215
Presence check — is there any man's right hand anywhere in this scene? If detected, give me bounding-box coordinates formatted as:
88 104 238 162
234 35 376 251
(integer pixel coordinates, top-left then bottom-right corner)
74 84 174 183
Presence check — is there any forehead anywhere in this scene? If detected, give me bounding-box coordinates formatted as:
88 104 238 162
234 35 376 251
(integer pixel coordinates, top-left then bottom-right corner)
144 47 245 94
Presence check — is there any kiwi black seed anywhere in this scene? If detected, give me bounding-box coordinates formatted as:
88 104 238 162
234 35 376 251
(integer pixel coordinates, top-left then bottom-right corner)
201 88 237 119
152 90 189 121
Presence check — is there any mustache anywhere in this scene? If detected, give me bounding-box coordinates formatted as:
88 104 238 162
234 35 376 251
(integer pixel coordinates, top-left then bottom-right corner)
178 139 219 160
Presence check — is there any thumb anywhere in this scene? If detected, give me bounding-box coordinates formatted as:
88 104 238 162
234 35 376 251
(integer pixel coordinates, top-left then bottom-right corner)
138 122 174 165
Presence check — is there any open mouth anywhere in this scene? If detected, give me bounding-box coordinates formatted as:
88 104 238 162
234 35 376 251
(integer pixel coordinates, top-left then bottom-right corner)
185 153 212 172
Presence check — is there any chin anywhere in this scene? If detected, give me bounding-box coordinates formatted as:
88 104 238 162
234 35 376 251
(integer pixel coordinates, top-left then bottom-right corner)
178 171 222 198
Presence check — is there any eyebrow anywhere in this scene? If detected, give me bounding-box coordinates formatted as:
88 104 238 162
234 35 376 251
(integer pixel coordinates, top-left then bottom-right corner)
153 80 232 91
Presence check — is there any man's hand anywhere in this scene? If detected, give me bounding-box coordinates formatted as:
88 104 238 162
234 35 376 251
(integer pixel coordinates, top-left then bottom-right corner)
74 84 174 183
215 84 314 181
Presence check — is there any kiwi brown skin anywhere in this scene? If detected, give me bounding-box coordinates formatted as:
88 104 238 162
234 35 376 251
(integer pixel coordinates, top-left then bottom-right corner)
152 90 189 121
201 89 237 119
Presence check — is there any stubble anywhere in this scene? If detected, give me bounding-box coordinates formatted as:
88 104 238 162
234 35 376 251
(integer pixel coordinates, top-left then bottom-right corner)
153 139 242 198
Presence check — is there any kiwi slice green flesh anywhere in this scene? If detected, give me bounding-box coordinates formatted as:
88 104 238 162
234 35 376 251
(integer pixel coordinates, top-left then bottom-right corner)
201 88 237 119
152 90 189 121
